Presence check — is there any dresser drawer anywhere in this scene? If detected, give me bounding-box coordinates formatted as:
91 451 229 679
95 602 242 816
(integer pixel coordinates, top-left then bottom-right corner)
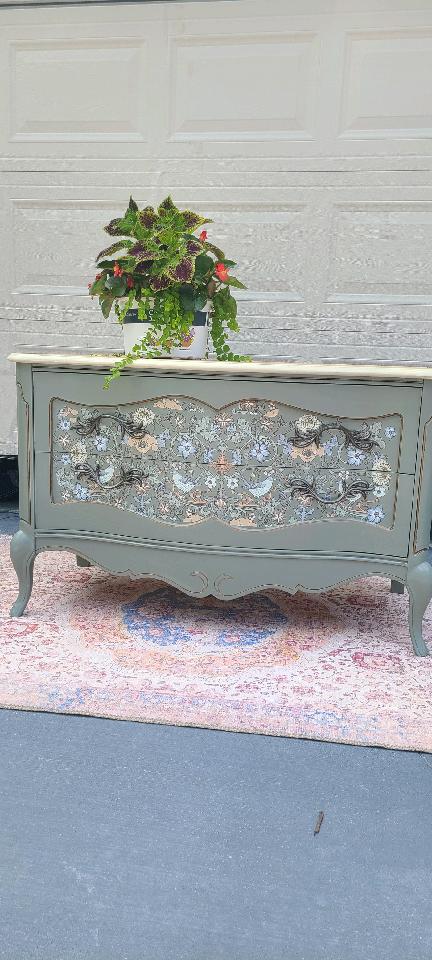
33 370 421 472
35 449 415 556
32 370 421 557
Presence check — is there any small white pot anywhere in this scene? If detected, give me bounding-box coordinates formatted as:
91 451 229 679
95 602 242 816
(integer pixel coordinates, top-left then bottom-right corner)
122 311 209 360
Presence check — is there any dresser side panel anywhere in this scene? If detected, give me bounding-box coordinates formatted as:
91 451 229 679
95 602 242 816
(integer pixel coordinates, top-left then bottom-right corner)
412 380 432 553
15 362 33 526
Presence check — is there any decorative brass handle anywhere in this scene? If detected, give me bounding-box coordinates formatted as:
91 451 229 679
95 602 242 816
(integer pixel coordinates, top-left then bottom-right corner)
74 412 148 439
290 422 378 452
77 462 147 490
289 477 372 505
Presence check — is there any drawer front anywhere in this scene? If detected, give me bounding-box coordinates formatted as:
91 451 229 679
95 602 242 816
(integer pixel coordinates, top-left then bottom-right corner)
33 371 420 557
50 395 404 474
52 450 400 528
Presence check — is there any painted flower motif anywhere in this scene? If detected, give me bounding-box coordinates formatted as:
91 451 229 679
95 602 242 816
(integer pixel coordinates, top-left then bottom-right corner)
73 483 90 501
347 447 366 467
278 435 294 456
295 506 315 522
290 446 324 463
373 457 391 474
70 442 87 464
157 430 171 448
385 425 397 439
235 419 253 438
205 476 217 489
195 418 219 441
372 467 391 489
57 414 71 431
179 332 194 349
133 495 150 515
93 435 109 452
132 408 155 427
323 435 339 457
178 436 196 459
203 449 215 464
367 506 385 524
373 485 388 499
226 477 239 490
230 450 242 466
295 415 321 434
60 453 71 464
250 442 270 462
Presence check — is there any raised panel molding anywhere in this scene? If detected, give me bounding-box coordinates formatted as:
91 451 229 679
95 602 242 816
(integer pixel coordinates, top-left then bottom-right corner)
11 200 122 294
326 203 432 304
169 33 320 142
339 30 432 139
10 40 148 142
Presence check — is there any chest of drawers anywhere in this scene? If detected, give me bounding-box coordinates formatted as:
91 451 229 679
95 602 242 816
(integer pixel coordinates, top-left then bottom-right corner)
9 350 432 656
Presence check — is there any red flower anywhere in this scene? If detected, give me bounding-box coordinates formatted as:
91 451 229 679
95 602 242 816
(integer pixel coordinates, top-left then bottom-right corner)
126 276 134 288
113 262 123 277
95 273 102 281
215 262 229 283
87 282 92 288
199 230 207 242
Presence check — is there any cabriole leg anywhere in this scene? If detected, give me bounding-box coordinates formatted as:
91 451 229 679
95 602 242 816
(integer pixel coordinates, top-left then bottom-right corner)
406 560 432 657
10 526 36 617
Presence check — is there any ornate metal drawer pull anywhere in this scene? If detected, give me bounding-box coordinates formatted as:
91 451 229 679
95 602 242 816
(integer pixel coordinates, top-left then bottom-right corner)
288 477 372 505
77 462 146 490
74 413 148 439
291 423 378 452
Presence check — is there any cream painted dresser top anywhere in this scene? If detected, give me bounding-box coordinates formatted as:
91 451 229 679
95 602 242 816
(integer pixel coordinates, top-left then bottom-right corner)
8 348 432 656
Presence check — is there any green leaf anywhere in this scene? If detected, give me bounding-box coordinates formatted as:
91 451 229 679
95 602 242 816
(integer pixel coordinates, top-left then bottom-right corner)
194 291 208 311
96 240 133 261
179 286 195 313
206 242 225 260
194 254 214 279
128 195 139 213
104 218 123 237
139 206 158 229
100 295 114 319
226 277 246 290
158 196 179 217
105 276 127 296
115 208 137 236
89 277 106 296
181 210 211 231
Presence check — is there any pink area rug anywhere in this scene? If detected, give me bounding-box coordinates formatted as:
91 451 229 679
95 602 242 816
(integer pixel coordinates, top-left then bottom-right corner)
0 537 431 751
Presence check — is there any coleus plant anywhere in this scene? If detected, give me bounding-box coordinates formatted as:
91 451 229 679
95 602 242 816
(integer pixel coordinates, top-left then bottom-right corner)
88 196 248 387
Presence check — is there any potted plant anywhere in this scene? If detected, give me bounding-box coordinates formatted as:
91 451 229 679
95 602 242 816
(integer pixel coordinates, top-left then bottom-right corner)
88 196 248 387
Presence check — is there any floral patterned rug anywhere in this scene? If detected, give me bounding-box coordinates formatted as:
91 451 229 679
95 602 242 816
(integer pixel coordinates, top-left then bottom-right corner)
1 537 431 751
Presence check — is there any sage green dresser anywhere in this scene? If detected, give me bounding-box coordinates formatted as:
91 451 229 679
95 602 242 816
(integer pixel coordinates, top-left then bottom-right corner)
8 349 432 656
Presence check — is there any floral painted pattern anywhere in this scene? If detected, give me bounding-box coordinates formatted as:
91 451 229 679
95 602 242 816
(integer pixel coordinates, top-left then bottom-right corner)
51 398 400 529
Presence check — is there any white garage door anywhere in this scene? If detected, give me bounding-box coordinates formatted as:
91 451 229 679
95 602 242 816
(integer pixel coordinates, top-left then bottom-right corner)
1 0 432 451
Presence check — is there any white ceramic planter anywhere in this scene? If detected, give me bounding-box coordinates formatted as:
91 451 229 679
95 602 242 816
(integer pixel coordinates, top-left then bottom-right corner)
122 311 209 360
